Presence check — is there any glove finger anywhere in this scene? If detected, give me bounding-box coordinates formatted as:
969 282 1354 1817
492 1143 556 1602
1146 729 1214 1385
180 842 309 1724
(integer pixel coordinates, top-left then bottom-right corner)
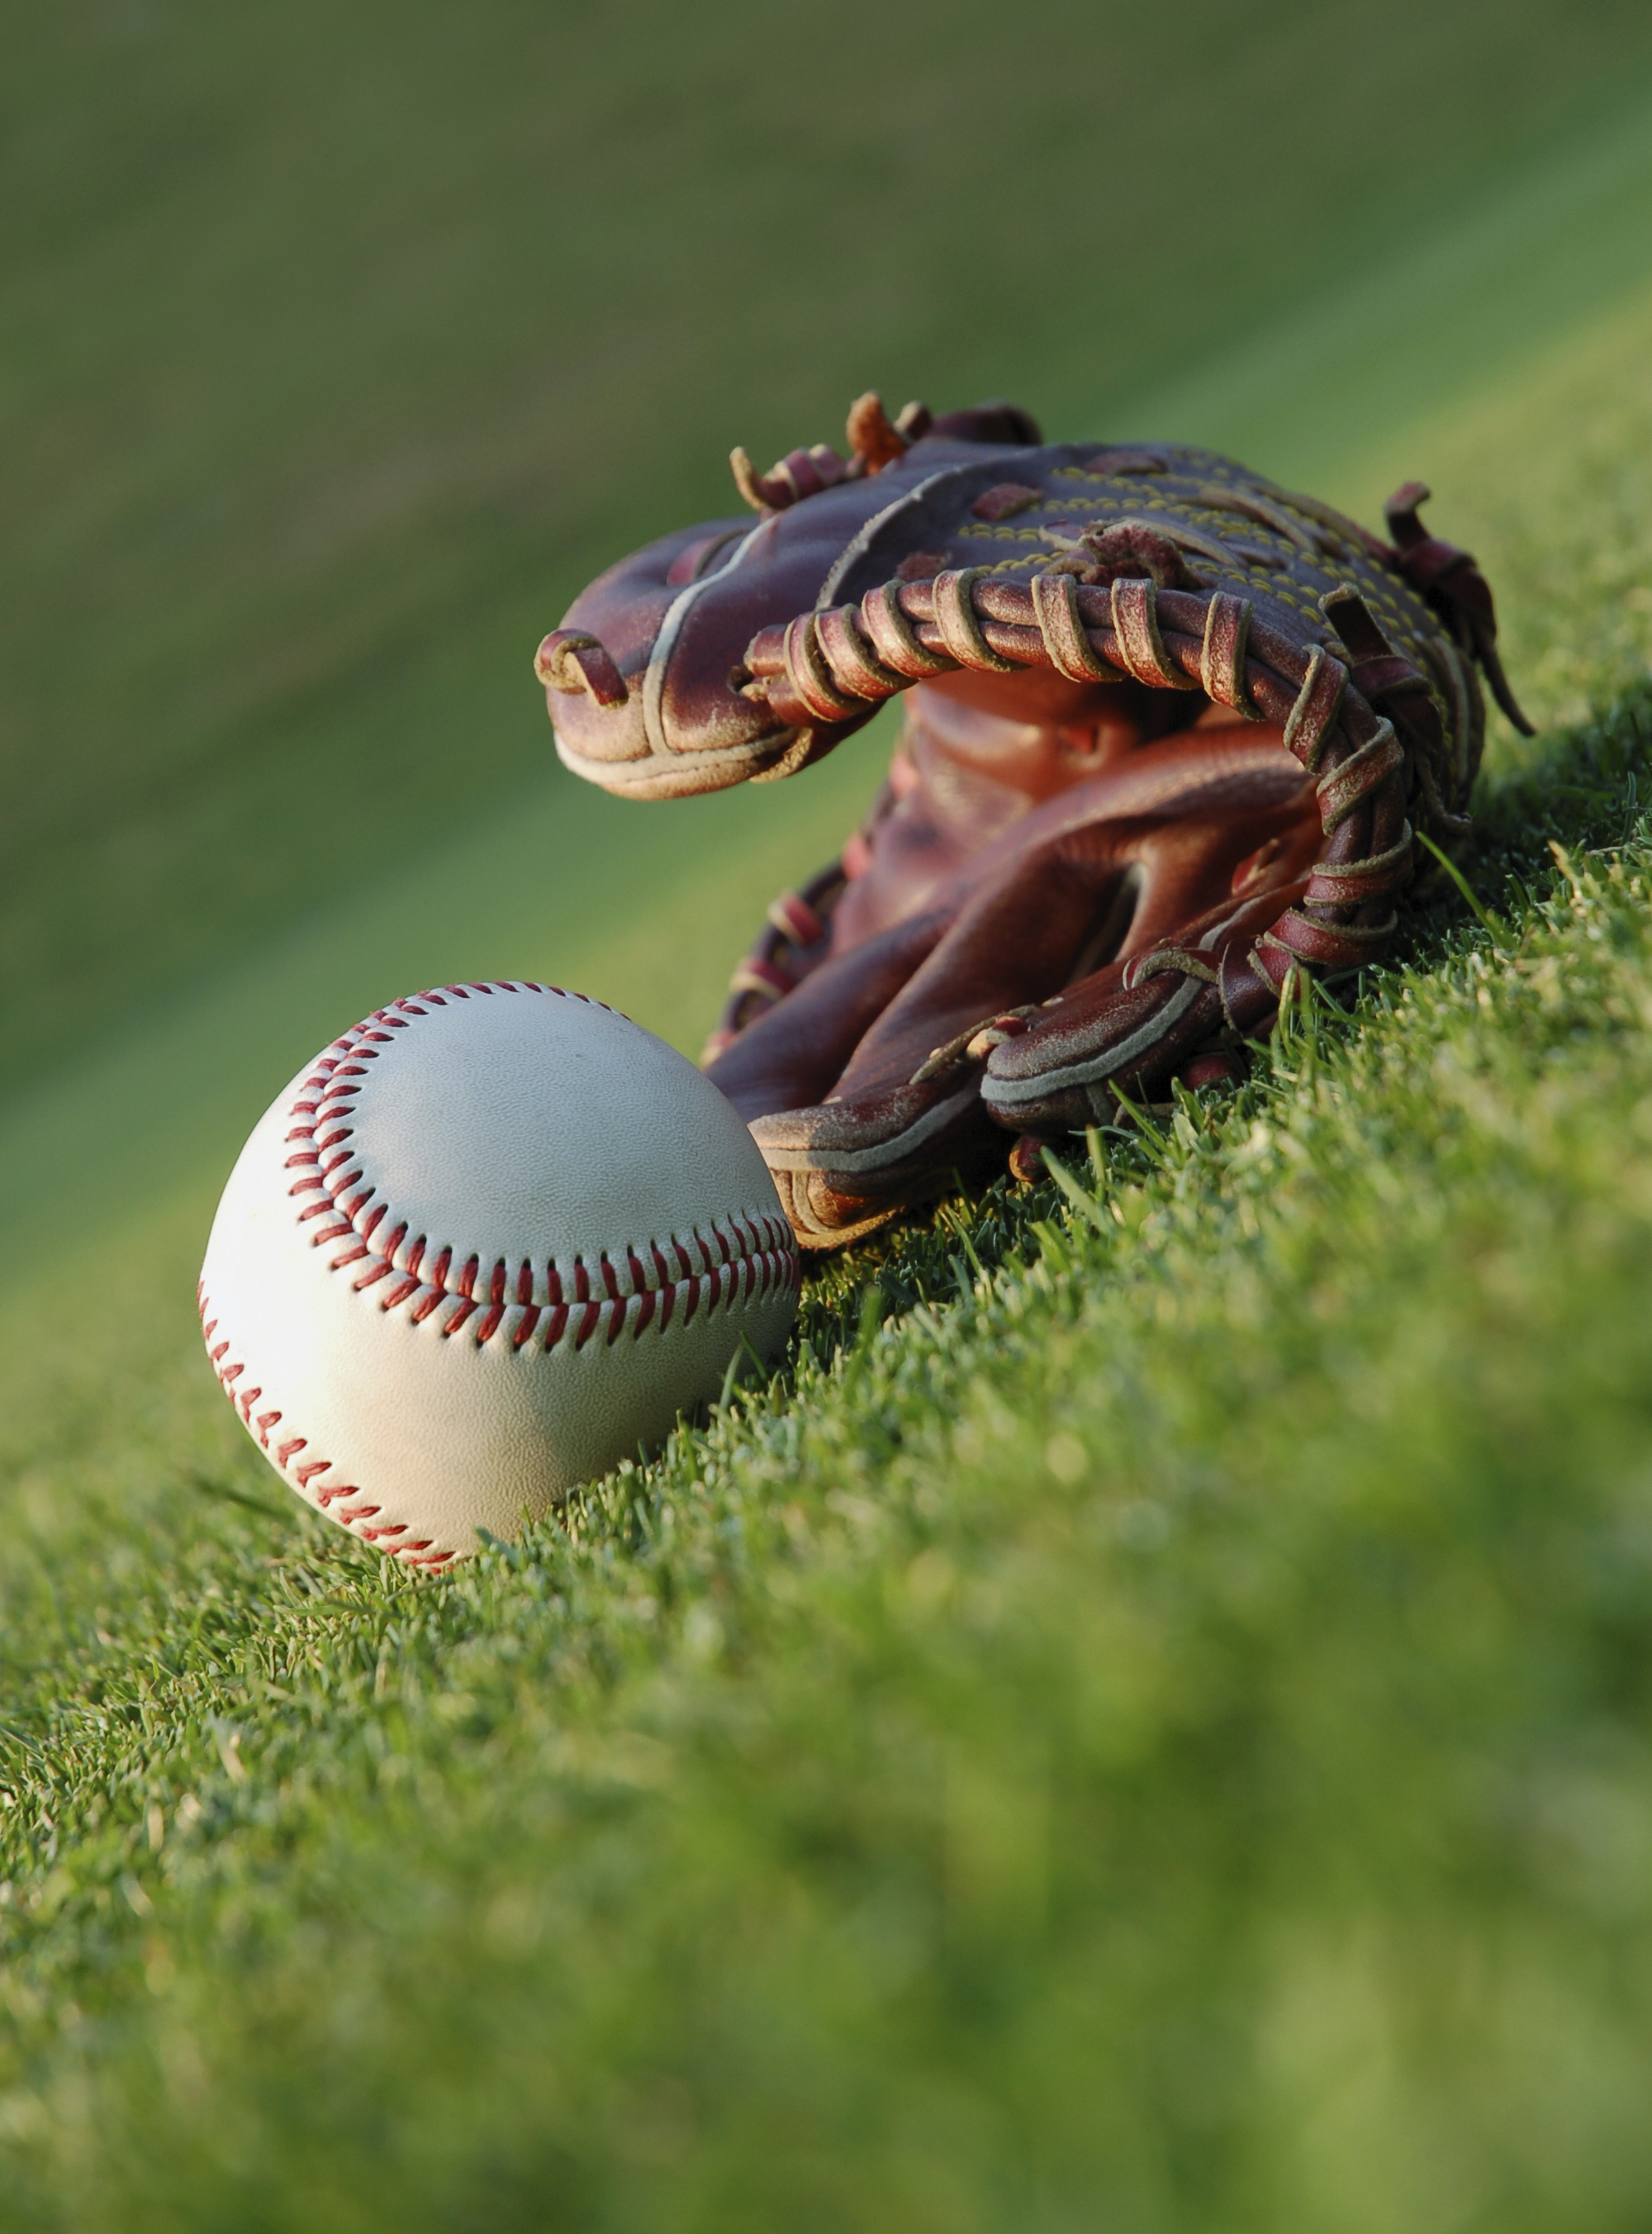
745 839 1132 1248
705 905 949 1124
544 425 1062 801
980 882 1303 1133
744 734 1318 1240
752 1080 1003 1250
831 730 1316 1099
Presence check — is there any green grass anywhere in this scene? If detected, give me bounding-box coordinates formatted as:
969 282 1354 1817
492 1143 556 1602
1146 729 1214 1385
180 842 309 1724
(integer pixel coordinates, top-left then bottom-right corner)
2 283 1652 2228
7 17 1652 2228
8 701 1652 2227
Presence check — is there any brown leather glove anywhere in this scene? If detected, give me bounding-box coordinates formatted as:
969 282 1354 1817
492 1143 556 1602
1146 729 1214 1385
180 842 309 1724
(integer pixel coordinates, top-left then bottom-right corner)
539 395 1527 1247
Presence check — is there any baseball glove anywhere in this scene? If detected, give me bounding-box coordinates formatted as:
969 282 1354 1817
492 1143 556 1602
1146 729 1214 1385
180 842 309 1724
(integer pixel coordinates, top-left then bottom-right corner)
539 394 1528 1247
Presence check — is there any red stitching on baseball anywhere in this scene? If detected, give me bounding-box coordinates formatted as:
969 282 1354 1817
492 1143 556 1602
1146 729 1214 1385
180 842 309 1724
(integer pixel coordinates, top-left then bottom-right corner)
203 1281 461 1569
202 984 799 1567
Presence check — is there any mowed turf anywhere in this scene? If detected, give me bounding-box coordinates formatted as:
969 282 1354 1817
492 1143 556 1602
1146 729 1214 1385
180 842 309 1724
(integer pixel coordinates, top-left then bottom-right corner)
7 62 1652 2234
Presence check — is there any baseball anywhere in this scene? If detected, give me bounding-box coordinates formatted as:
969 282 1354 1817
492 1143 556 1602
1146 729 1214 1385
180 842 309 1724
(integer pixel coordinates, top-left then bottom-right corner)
199 981 800 1568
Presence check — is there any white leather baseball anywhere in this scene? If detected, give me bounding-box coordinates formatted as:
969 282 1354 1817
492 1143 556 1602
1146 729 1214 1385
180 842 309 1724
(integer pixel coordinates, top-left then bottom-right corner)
199 981 799 1568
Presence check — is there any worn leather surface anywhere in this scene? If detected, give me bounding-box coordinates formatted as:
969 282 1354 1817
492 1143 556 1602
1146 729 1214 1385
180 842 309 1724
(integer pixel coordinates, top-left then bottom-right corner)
539 398 1525 1246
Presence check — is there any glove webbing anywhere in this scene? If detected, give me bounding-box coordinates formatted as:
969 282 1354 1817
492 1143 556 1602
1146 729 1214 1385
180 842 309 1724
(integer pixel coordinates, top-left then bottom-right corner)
745 569 1432 1013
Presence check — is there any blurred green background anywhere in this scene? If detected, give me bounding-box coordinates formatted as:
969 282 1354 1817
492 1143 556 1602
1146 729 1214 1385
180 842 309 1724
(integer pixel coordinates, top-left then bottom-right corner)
7 0 1652 1107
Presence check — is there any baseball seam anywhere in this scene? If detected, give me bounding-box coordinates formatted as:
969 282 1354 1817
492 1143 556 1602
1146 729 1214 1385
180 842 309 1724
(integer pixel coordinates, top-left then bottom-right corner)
198 1284 457 1567
202 980 800 1565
